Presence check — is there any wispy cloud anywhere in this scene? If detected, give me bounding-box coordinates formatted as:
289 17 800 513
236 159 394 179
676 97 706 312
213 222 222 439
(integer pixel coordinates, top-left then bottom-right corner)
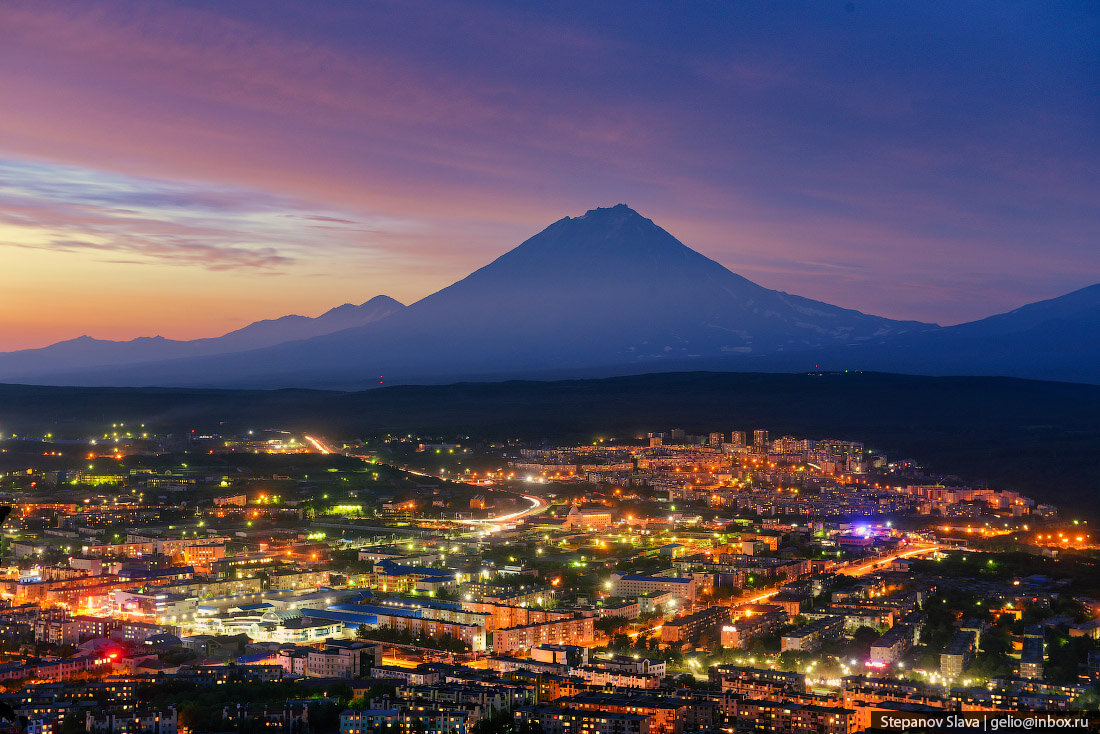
0 0 1095 334
0 158 415 271
7 237 292 272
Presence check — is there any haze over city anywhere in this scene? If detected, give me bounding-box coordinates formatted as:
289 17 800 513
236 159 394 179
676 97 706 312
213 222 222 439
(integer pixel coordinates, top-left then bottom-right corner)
1 1 1097 350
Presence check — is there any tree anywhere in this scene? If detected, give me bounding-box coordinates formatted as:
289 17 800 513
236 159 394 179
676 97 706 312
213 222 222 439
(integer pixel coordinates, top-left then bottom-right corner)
966 650 1011 680
778 650 812 671
1046 634 1097 684
979 624 1011 657
324 682 354 702
306 701 342 734
179 704 222 732
58 715 85 734
434 587 459 602
471 711 513 734
370 682 398 700
1073 688 1100 711
852 625 880 649
595 616 630 635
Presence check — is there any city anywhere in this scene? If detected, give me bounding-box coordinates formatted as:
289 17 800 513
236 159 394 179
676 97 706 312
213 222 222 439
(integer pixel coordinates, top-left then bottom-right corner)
1 2 1097 733
0 421 1094 734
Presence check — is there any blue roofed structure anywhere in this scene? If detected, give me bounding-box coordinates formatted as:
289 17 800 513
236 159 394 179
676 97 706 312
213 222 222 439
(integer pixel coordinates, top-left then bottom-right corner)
369 597 464 612
328 603 422 619
299 607 379 629
615 574 691 583
376 560 452 579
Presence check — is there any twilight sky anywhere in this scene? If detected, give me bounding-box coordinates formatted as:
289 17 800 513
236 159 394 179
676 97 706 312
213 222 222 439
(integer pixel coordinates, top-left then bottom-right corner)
0 1 1097 350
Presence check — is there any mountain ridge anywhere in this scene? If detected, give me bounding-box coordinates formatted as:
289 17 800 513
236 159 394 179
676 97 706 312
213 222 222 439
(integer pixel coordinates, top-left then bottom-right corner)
10 204 933 387
0 204 1094 387
0 295 404 378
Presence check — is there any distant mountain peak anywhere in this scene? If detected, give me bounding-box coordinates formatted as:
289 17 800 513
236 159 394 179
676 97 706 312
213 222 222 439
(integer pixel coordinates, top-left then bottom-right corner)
575 203 638 219
380 203 933 377
361 294 405 307
478 203 703 275
220 295 405 341
11 205 1092 388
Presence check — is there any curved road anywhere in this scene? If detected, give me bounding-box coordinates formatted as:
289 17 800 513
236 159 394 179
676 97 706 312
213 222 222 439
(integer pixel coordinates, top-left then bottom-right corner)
304 434 549 531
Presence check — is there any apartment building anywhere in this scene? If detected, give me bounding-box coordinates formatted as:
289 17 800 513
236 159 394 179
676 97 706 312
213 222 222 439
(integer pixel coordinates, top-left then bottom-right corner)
781 616 844 653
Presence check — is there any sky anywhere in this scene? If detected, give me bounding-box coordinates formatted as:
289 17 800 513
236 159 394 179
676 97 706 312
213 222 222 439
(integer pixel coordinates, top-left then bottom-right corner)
0 0 1097 350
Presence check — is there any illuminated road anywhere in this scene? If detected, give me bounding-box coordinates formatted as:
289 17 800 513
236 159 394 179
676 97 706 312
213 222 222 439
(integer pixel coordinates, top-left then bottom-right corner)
335 446 551 533
734 544 943 606
490 493 549 523
844 544 941 576
628 622 663 639
393 457 552 528
381 656 419 668
737 544 943 606
455 492 549 532
304 435 334 454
